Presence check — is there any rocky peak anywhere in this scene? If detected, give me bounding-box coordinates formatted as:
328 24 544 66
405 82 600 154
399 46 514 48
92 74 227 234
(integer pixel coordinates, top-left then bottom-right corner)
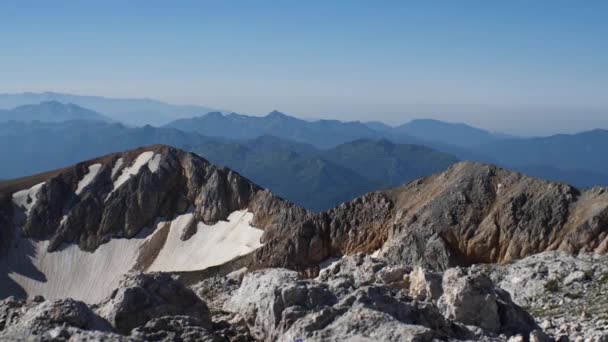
249 161 608 274
2 145 274 253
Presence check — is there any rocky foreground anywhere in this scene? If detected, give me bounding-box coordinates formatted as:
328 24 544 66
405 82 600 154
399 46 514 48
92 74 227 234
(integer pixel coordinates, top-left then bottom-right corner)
1 251 606 341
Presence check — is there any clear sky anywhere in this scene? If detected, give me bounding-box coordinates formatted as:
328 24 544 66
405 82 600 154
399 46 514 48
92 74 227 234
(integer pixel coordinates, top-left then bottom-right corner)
1 0 607 135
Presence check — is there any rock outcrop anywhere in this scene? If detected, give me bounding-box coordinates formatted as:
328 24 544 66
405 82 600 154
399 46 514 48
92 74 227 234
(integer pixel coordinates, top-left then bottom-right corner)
251 162 608 273
224 254 540 342
1 145 290 253
0 296 111 339
96 272 212 334
0 272 229 341
485 251 608 341
437 267 537 336
0 145 308 302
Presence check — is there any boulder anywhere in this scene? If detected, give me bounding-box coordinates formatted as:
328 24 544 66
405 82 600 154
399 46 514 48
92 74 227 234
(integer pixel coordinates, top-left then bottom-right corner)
225 267 469 342
131 316 222 342
438 267 538 336
96 273 212 334
0 296 110 338
408 267 443 301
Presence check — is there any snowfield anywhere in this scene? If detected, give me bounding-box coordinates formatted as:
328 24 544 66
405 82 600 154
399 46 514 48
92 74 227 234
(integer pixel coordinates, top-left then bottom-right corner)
147 210 263 272
2 234 145 304
0 210 263 303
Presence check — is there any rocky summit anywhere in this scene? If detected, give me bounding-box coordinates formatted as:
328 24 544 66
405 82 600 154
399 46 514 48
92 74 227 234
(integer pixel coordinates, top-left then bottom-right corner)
0 145 607 341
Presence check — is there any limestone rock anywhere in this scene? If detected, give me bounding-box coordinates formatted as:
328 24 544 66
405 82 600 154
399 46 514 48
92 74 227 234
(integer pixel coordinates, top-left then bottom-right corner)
131 316 223 342
486 251 608 341
96 272 212 334
437 267 538 335
0 296 110 338
408 266 443 301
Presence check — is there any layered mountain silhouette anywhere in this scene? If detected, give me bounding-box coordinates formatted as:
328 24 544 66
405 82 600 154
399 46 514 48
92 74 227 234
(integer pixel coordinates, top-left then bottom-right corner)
0 92 220 126
167 111 608 188
0 121 212 179
165 110 396 148
366 118 500 147
2 98 608 200
0 120 459 211
473 129 608 174
189 137 458 211
0 101 111 123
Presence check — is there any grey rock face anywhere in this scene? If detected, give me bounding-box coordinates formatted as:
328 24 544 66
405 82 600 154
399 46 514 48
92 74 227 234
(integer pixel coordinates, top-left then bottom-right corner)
250 162 608 275
131 316 222 342
2 145 285 254
437 267 538 335
0 296 110 338
96 272 212 335
191 268 247 313
224 255 539 342
408 266 443 301
0 273 233 341
485 251 608 341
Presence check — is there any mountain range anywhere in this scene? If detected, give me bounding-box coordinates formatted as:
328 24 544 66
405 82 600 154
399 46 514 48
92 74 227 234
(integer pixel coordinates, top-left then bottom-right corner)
165 110 394 149
365 118 500 147
1 145 607 340
0 92 220 126
193 136 457 211
0 101 111 123
2 98 608 208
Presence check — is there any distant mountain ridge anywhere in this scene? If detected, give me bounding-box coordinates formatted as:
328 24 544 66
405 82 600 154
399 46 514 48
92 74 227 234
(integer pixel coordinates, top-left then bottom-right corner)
166 110 395 148
472 129 608 173
0 120 212 179
192 136 458 211
2 96 608 191
0 92 221 126
365 118 501 147
0 101 111 123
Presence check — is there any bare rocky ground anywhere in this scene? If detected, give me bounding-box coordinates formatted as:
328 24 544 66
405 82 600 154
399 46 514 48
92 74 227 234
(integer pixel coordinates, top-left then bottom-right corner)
1 252 607 341
484 252 608 342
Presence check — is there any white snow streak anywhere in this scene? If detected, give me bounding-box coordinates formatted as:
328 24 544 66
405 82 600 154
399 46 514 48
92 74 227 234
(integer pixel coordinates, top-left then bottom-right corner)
147 210 263 272
112 151 155 191
148 154 161 173
75 163 101 195
110 158 124 179
12 182 44 216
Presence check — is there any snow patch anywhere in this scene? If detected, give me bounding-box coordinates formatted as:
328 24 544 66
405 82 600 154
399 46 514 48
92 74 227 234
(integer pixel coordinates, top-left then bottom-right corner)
146 210 263 272
12 182 44 216
112 151 155 191
110 158 124 179
0 209 264 303
147 153 161 173
75 163 101 195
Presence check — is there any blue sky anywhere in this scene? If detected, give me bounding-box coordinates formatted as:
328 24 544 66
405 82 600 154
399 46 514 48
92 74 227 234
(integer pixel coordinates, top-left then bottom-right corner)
1 0 607 135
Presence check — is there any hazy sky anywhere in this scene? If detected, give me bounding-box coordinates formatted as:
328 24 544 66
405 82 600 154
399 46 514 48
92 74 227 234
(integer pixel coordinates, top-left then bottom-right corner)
1 1 607 135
